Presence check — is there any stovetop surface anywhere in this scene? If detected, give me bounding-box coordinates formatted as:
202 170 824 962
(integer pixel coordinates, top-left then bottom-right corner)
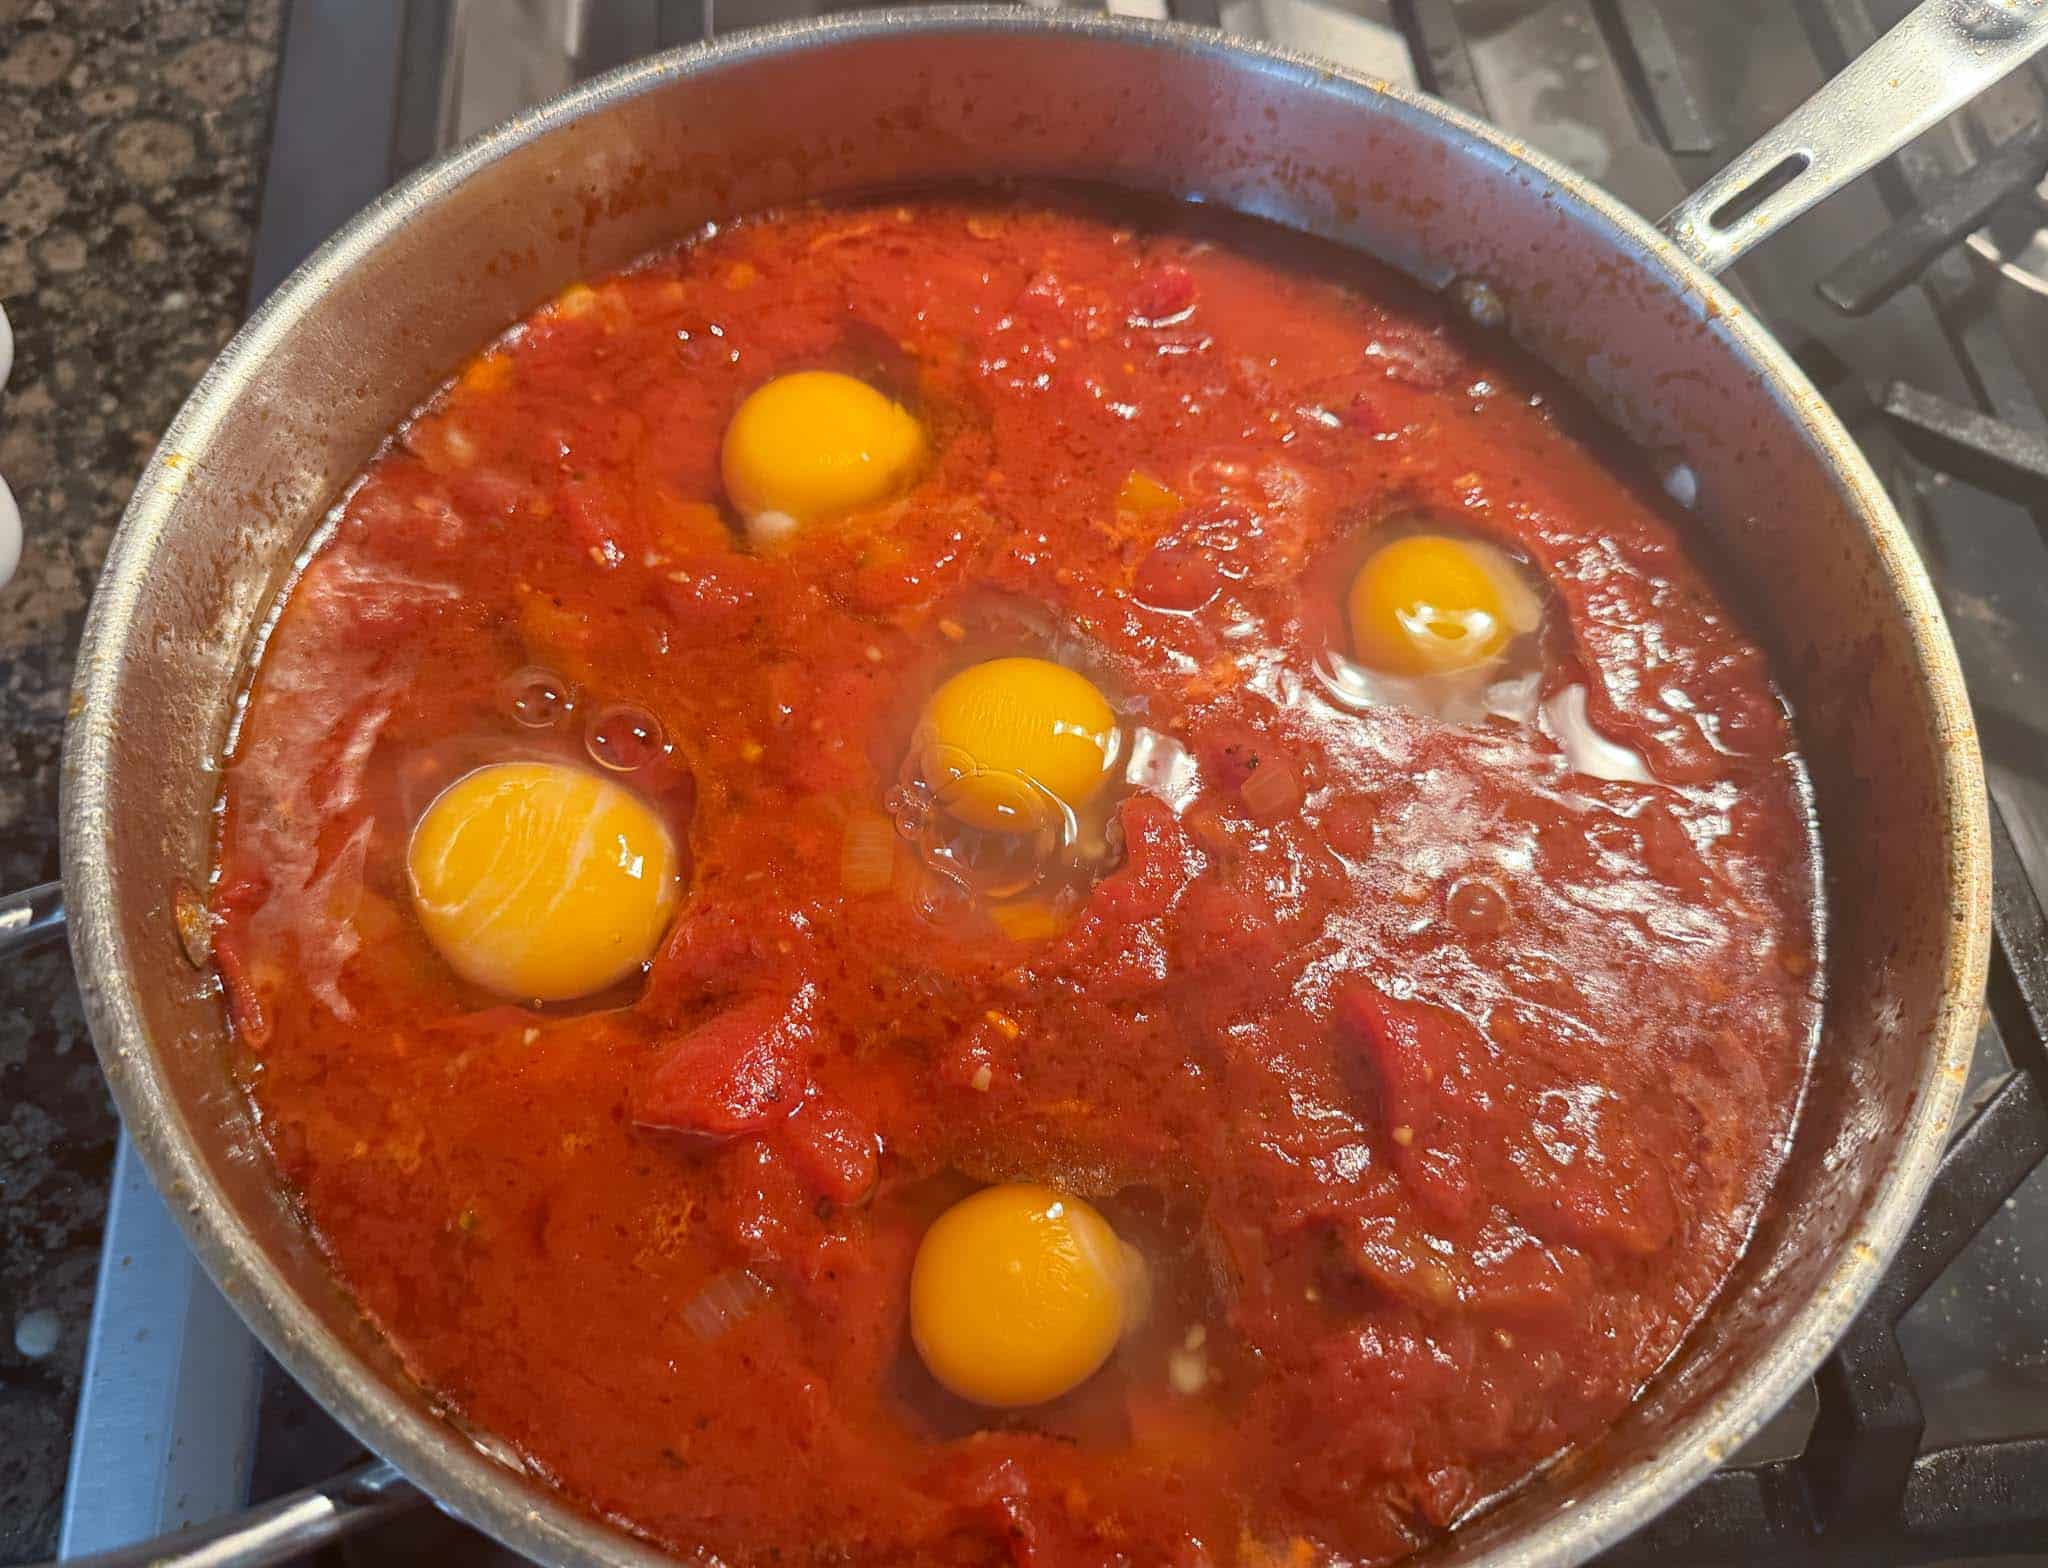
0 3 281 1561
9 0 2048 1564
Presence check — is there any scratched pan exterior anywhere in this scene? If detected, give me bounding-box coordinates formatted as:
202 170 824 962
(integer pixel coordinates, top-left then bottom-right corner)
59 11 1989 1566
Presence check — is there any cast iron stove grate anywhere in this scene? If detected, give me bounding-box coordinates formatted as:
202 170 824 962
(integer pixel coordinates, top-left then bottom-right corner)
1596 796 2048 1564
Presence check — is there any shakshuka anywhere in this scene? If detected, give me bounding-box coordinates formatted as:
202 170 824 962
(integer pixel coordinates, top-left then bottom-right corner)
211 190 1821 1566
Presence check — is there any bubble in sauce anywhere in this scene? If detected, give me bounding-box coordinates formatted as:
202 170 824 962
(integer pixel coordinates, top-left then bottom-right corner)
1446 876 1511 936
503 666 574 728
919 778 1064 902
585 704 665 773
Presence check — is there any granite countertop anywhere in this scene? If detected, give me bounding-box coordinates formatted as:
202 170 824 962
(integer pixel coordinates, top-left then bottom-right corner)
0 2 278 1559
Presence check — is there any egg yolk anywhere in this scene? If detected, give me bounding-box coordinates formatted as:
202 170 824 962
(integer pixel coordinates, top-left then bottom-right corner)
916 658 1117 835
1348 533 1531 677
721 370 927 529
910 1183 1142 1408
406 760 680 1002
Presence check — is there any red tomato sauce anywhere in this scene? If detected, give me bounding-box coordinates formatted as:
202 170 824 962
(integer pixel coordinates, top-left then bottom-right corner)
213 191 1822 1566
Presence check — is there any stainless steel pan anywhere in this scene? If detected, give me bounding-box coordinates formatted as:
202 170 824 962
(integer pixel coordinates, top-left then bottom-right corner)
19 2 2041 1563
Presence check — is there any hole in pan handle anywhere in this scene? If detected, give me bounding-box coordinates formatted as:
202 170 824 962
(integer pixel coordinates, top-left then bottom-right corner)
1658 0 2048 278
21 1456 422 1568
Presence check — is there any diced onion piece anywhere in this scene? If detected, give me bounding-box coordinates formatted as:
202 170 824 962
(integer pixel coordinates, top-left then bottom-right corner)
1238 754 1303 822
1167 1345 1209 1395
840 811 898 895
681 1268 771 1342
439 424 477 467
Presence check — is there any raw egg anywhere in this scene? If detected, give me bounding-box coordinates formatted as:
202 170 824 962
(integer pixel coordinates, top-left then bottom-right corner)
721 370 926 540
910 1183 1144 1408
916 658 1118 834
1347 533 1541 677
406 760 681 1001
1542 683 1653 784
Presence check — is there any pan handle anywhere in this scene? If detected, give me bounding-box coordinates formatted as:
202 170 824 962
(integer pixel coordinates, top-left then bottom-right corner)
1659 0 2048 277
34 1458 423 1568
0 879 66 959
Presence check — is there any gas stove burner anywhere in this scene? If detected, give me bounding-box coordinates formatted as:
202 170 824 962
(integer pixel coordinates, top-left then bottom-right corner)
1966 168 2048 414
1968 170 2048 297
